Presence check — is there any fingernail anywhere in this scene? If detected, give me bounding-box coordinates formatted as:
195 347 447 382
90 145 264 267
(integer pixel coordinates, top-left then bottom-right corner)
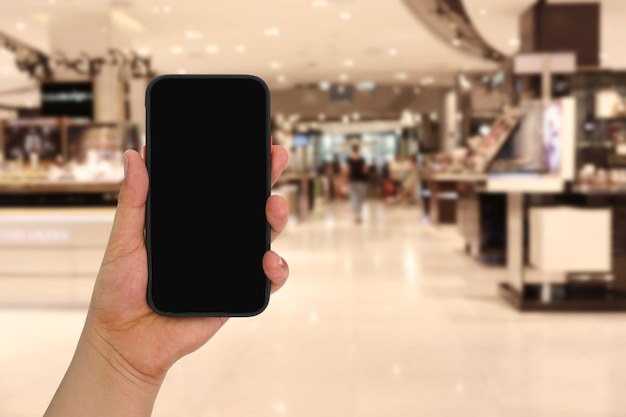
123 153 129 177
278 256 285 267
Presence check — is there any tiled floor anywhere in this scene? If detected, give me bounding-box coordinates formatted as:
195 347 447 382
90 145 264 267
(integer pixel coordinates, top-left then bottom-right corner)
2 199 626 416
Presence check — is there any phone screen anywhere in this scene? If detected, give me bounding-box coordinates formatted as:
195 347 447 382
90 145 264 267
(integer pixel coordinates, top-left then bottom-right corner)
145 74 271 317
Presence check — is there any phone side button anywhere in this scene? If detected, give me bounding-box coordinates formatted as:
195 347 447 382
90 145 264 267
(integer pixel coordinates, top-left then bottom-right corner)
142 145 147 161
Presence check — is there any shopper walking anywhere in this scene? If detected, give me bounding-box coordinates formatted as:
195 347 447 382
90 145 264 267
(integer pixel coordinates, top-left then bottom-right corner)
346 141 369 224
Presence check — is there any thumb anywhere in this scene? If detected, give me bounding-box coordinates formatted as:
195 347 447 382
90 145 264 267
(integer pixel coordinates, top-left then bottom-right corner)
104 149 149 261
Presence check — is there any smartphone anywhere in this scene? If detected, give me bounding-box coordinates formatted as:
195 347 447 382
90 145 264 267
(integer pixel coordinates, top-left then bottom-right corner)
145 74 271 317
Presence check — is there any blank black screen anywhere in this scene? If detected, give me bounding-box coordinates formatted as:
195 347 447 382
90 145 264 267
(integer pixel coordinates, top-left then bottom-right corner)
145 74 270 316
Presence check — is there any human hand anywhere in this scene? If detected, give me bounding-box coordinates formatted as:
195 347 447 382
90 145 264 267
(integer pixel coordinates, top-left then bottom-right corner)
86 145 289 383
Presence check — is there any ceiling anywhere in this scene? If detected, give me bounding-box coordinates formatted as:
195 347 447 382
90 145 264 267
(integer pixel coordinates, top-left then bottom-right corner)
0 0 624 109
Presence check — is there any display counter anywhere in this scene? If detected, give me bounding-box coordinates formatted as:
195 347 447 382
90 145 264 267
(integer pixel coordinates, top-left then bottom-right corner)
421 173 486 226
0 207 115 307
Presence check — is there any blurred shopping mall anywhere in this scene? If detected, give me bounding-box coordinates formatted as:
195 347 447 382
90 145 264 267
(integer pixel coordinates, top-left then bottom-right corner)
2 0 626 416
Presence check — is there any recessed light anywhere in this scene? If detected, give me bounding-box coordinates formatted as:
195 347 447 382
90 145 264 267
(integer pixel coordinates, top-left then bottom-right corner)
16 22 25 30
508 37 520 48
171 46 183 54
137 47 151 56
339 11 351 20
277 74 286 83
270 61 282 69
339 73 349 81
235 44 246 53
162 5 171 12
186 30 202 40
312 0 327 7
342 59 354 67
205 44 219 53
388 48 397 56
264 27 280 37
479 8 488 16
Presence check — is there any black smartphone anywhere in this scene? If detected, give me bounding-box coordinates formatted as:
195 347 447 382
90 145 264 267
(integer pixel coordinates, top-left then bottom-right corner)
145 74 271 317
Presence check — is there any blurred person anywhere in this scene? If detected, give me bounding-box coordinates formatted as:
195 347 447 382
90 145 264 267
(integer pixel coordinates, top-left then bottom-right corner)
330 153 346 199
396 155 420 206
388 152 409 200
43 146 291 417
346 141 369 223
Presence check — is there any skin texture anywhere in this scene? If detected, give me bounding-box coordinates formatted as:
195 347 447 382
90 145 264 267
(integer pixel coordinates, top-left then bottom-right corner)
43 146 290 417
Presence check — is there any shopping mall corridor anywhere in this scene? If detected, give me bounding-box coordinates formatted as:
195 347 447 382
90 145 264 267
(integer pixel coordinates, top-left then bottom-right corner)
2 199 626 417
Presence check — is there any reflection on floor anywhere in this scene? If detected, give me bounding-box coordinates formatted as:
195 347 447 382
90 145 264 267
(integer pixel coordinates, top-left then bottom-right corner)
2 199 626 417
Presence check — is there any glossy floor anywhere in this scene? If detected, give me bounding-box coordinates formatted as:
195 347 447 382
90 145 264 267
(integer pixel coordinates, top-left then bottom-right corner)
2 199 626 417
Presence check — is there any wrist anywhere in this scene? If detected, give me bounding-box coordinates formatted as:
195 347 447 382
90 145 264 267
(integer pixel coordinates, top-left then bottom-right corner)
82 325 166 394
44 326 164 417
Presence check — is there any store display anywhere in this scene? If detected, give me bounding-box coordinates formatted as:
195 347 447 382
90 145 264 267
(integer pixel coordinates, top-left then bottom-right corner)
2 118 62 163
145 74 271 317
0 118 140 184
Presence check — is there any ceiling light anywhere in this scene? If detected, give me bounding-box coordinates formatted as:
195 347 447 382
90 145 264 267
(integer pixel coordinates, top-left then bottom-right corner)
479 8 488 16
186 30 202 40
388 48 397 56
458 73 472 90
270 61 282 69
312 0 327 7
48 0 56 3
339 11 351 20
235 44 246 53
508 37 520 48
205 44 219 53
137 47 151 56
162 5 171 13
171 46 183 54
264 27 280 37
277 74 286 83
177 68 186 74
16 22 25 30
342 59 354 67
339 73 349 81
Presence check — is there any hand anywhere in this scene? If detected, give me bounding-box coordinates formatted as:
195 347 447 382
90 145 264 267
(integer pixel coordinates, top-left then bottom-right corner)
44 145 290 417
90 145 290 380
